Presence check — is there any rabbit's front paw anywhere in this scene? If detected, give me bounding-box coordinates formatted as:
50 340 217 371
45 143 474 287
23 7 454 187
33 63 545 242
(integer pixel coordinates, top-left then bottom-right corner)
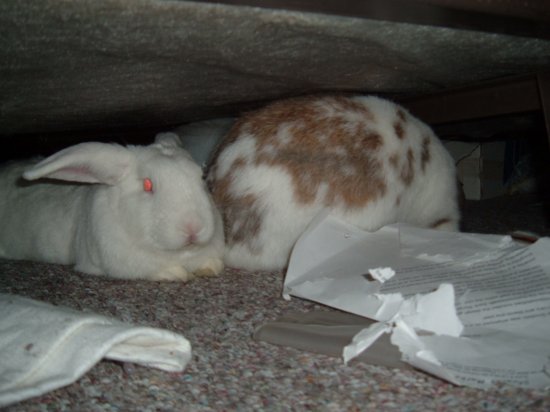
151 264 194 282
193 258 224 277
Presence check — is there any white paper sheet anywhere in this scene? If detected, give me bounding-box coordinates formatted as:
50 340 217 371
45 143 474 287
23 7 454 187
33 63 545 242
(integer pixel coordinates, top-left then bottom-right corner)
0 294 192 407
283 215 550 389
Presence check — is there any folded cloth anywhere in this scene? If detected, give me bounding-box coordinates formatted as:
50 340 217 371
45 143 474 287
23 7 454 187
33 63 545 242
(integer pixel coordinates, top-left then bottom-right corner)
0 293 192 407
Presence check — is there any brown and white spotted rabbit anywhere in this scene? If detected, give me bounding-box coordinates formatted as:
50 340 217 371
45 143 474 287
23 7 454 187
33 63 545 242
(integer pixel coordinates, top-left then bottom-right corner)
206 95 460 271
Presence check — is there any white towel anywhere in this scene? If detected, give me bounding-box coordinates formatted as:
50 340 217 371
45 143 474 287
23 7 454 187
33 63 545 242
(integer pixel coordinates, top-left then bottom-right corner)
0 293 192 407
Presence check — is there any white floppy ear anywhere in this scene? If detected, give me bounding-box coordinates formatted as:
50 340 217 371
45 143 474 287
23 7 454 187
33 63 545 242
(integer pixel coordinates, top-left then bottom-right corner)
23 142 133 185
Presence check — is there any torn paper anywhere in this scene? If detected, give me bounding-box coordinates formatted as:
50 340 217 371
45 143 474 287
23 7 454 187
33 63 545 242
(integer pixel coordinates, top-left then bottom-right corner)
283 214 550 389
368 267 395 283
343 282 463 386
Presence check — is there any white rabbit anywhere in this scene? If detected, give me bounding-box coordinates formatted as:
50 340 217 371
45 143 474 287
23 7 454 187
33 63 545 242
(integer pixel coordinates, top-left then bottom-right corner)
207 95 460 271
0 133 224 281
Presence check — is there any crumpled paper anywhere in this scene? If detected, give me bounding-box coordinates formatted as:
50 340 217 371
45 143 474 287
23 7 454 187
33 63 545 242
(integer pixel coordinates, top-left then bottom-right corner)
283 214 550 389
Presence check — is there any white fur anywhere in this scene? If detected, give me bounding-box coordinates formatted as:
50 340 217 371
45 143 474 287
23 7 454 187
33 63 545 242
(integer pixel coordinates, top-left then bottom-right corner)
209 95 460 271
0 134 224 281
223 165 319 270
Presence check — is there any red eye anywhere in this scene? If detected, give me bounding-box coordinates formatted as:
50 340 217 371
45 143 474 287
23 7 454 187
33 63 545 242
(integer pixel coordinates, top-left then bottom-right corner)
143 178 153 193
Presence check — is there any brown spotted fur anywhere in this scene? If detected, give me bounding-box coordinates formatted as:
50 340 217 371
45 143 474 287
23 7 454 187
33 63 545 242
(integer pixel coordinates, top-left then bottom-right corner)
208 95 455 255
210 96 387 209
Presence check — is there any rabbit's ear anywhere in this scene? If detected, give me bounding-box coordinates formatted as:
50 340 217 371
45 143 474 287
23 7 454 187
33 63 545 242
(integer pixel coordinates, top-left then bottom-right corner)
23 142 132 185
154 132 183 155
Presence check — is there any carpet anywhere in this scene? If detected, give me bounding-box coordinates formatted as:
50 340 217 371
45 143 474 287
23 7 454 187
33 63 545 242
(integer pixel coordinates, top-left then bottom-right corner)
1 193 549 411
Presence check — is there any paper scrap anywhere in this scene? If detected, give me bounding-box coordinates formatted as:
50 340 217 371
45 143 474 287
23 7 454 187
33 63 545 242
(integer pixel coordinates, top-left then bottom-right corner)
343 321 392 364
284 214 550 389
368 267 395 283
343 284 463 368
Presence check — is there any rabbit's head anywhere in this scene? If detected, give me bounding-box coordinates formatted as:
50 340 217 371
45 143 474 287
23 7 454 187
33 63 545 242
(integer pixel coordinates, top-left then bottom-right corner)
23 133 219 252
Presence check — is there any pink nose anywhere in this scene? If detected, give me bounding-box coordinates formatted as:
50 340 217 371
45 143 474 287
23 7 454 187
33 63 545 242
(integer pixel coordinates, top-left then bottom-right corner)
184 221 202 244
